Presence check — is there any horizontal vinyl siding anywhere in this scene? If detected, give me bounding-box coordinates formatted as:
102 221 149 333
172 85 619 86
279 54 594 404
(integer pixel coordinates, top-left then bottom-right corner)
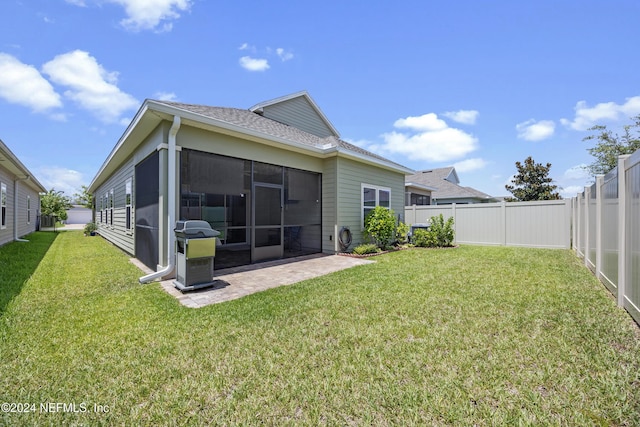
261 97 334 138
95 158 135 255
322 158 338 253
0 167 14 246
16 185 39 239
336 158 405 248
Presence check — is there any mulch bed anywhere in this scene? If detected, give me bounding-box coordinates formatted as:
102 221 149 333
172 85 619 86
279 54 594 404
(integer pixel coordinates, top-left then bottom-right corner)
339 245 459 258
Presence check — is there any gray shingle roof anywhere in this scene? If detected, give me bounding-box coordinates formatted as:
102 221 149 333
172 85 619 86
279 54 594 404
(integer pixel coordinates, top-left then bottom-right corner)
154 100 411 171
406 167 495 201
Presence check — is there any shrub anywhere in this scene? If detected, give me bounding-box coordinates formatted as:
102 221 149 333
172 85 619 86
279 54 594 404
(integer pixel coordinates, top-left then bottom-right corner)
413 228 438 248
364 206 396 248
430 214 455 247
352 243 380 255
396 221 410 244
84 222 98 235
412 214 455 248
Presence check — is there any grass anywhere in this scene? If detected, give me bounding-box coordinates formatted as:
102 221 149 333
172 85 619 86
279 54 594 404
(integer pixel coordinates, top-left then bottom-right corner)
1 232 639 426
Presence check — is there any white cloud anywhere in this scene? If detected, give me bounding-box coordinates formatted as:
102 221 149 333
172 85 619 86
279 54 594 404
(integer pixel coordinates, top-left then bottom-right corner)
276 48 294 61
563 164 590 180
38 166 86 197
68 0 191 32
42 50 138 123
394 113 448 131
516 119 555 141
239 56 270 72
560 185 585 199
561 96 640 131
0 53 63 114
443 110 479 125
453 158 488 172
154 91 177 101
377 113 478 162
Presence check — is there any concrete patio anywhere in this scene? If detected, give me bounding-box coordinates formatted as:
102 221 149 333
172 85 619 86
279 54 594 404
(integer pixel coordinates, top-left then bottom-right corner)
133 254 374 308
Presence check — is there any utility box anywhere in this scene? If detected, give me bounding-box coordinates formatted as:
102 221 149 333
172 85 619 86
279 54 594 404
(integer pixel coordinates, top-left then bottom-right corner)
174 220 220 292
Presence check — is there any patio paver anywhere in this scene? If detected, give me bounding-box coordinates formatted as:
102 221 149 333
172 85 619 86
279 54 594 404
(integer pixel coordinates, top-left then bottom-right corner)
132 254 373 308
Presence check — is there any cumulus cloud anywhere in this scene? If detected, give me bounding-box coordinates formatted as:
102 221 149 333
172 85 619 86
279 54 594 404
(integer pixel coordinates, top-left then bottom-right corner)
0 53 63 115
516 119 555 141
453 158 488 172
38 166 86 197
67 0 192 32
561 96 640 131
377 113 478 162
443 110 479 125
239 56 270 72
276 48 294 61
42 50 138 123
154 91 177 101
557 164 592 198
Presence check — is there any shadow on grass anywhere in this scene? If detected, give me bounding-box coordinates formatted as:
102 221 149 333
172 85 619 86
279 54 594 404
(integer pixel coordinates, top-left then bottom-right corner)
0 232 58 315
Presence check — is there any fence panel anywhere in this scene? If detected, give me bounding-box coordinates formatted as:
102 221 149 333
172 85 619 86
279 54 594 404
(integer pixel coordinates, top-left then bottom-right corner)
601 169 619 293
625 152 640 323
587 183 597 271
405 200 571 249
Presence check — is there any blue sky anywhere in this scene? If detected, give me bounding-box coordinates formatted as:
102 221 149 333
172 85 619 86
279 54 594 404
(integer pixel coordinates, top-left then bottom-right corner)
1 0 639 198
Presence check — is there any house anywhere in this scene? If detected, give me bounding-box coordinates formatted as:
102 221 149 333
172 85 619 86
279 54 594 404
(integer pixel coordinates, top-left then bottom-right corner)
88 91 413 278
405 167 497 205
65 205 93 225
0 138 46 246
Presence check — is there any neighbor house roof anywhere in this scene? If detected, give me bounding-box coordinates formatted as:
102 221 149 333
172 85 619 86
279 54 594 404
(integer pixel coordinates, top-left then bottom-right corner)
90 94 413 192
0 138 46 193
406 167 496 203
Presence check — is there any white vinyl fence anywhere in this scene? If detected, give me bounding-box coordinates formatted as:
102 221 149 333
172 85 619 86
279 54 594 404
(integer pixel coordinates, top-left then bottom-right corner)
572 152 640 325
405 199 572 249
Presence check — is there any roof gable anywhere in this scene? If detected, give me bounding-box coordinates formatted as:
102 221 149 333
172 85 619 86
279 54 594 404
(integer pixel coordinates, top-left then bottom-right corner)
249 91 339 138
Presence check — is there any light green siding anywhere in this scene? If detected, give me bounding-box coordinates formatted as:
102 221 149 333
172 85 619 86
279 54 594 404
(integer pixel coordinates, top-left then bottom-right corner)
322 158 338 253
260 96 335 138
0 167 40 246
334 157 405 249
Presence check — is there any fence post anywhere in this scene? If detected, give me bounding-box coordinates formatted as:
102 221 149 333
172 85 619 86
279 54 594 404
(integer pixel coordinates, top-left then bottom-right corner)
584 185 590 268
617 155 630 308
451 203 457 244
595 175 604 280
576 192 582 256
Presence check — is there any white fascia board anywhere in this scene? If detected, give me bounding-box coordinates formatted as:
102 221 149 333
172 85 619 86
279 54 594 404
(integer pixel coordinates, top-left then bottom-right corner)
326 146 415 175
0 139 47 192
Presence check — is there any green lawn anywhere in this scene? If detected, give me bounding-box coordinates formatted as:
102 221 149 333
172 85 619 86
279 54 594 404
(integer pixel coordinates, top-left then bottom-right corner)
1 232 639 426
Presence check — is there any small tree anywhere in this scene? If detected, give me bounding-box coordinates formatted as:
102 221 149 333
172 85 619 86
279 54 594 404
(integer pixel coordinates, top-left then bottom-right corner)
583 114 640 176
505 156 561 202
40 189 72 230
363 206 396 249
73 185 93 209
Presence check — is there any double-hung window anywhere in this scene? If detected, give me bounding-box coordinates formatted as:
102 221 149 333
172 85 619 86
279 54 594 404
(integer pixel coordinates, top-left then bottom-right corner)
27 196 31 224
1 183 6 229
362 184 390 226
125 178 132 230
109 189 114 225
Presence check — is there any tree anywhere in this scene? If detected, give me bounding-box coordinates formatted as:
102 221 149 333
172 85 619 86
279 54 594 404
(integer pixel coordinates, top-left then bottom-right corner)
73 185 93 209
583 114 640 176
505 156 561 202
40 189 72 230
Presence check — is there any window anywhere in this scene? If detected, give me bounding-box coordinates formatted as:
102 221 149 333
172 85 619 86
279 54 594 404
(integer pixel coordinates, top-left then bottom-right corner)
1 183 6 229
103 193 108 224
27 196 31 224
362 184 391 225
109 188 114 225
125 178 132 230
410 193 430 206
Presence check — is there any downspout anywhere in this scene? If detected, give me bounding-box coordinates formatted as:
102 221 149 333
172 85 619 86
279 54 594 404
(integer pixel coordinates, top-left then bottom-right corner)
14 176 30 242
139 115 181 283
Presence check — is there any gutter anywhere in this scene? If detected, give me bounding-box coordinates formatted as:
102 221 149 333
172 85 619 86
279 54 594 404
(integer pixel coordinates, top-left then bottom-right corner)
14 175 30 242
139 115 181 283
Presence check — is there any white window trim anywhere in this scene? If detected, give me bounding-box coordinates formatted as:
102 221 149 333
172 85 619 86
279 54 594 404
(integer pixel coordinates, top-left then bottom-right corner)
27 195 31 224
125 178 132 232
1 183 6 230
361 183 391 229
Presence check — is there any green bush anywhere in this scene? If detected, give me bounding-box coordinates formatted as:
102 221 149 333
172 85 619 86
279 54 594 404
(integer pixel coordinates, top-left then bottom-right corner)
396 221 410 244
413 228 438 248
352 243 380 255
412 214 455 247
364 206 396 248
84 222 98 235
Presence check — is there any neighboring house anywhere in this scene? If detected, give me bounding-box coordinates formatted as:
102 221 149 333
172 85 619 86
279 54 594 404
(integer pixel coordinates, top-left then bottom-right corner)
405 167 497 205
0 138 46 246
88 91 412 275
